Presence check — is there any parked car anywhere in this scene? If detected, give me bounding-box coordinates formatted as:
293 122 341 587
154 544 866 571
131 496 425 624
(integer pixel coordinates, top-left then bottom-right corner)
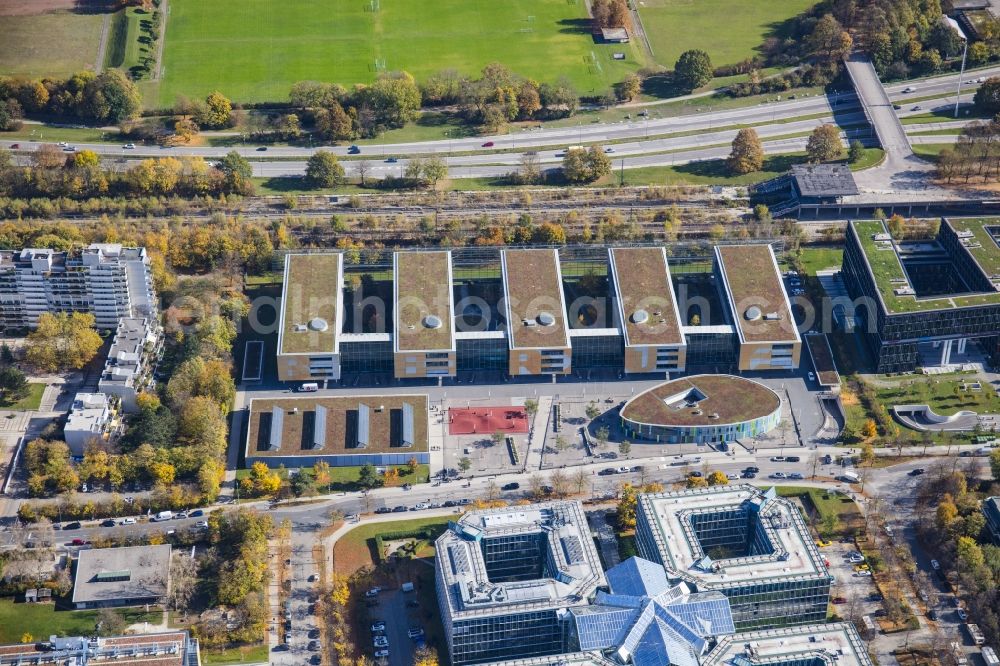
375 507 392 514
689 471 703 478
854 570 872 577
599 468 616 476
958 609 969 621
392 505 408 513
770 456 786 462
101 519 117 527
832 596 847 604
787 472 804 480
407 627 425 639
189 509 203 517
769 472 787 479
931 559 941 571
120 518 136 525
373 636 389 648
195 520 209 528
412 502 430 511
366 587 382 597
726 473 739 480
502 482 520 491
816 540 832 548
482 141 494 147
70 538 89 546
374 649 390 658
64 522 82 530
371 622 386 632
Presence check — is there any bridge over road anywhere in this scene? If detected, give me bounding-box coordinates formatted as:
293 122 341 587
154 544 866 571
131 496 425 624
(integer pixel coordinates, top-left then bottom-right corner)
844 53 914 160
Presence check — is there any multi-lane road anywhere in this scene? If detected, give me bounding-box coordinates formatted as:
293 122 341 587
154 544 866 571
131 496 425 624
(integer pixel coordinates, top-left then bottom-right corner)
1 65 995 179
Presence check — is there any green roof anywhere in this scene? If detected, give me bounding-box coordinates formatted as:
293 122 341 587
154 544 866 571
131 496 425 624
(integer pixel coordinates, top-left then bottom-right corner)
851 220 1000 313
947 218 1000 279
279 253 342 354
394 251 455 352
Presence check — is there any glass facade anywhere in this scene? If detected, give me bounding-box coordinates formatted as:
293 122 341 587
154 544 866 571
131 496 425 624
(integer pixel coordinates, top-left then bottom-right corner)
570 333 624 368
621 407 780 445
456 337 507 370
450 610 566 665
340 339 393 373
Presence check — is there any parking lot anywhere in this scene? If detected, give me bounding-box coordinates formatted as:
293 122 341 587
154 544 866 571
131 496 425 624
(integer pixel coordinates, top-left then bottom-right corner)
823 539 882 626
365 586 427 666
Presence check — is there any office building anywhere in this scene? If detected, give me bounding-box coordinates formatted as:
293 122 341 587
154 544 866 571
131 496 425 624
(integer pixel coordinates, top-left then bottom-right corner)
0 631 200 666
841 218 1000 373
0 244 155 330
619 375 782 445
244 394 429 468
72 544 171 609
635 485 831 630
984 496 1000 546
701 622 875 666
274 242 801 383
435 501 605 665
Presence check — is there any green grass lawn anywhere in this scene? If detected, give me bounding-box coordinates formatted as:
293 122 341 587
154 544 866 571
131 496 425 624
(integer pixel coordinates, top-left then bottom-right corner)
104 7 155 74
200 643 270 665
636 0 816 68
784 246 844 275
155 0 644 105
875 373 1000 418
849 147 885 171
0 383 46 411
0 11 105 78
776 485 862 537
334 515 451 573
606 152 809 186
0 599 160 643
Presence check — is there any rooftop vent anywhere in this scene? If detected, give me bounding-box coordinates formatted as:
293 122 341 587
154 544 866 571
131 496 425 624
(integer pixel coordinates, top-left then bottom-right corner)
423 314 443 329
744 306 762 321
293 324 308 332
537 312 556 327
522 318 537 327
763 312 780 321
631 309 649 324
308 317 328 332
893 286 915 296
873 233 891 241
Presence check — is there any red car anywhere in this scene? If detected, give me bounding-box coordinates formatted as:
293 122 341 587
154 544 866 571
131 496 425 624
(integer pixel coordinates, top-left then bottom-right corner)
832 596 847 604
70 538 89 546
9 144 19 149
482 141 494 147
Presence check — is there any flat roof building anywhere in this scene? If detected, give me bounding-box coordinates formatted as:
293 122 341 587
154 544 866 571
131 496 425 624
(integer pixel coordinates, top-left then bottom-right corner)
97 316 162 413
984 496 1000 546
394 250 456 379
842 219 1000 372
715 245 801 371
620 375 782 445
276 253 344 383
64 393 119 456
502 249 572 375
702 622 875 666
244 394 428 468
72 544 171 609
436 501 605 665
0 631 200 666
609 247 687 374
635 485 831 630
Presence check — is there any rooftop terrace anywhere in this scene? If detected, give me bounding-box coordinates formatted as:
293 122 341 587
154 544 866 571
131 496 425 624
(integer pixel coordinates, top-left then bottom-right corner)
394 251 455 352
610 247 684 347
946 218 1000 283
715 245 798 344
279 253 342 355
501 249 570 350
246 395 428 457
639 485 828 587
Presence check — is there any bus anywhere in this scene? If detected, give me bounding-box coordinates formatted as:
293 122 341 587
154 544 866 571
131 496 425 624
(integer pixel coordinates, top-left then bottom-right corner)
966 624 986 646
981 646 998 666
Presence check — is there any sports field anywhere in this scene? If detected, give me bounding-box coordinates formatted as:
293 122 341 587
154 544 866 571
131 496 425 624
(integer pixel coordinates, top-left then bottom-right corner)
636 0 816 68
0 10 105 78
155 0 644 105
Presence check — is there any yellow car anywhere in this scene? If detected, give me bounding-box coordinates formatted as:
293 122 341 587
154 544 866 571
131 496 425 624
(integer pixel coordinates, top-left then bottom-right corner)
816 540 832 548
854 564 870 572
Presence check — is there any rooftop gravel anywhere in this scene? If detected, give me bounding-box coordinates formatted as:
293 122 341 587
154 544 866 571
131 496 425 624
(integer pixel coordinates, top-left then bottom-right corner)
395 251 454 352
610 247 684 346
502 249 570 349
280 253 341 354
716 245 797 343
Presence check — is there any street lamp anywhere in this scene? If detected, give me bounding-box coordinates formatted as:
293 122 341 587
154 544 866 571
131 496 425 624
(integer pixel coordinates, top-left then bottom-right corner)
941 16 968 119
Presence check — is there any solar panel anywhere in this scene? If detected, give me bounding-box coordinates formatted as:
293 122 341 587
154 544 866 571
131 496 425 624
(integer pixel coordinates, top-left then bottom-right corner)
402 402 414 446
94 570 131 582
269 407 283 450
357 403 370 447
313 405 327 449
561 535 585 565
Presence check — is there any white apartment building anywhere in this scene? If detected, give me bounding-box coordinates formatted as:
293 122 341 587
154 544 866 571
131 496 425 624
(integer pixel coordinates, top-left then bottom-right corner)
98 317 162 413
64 393 119 456
0 244 156 330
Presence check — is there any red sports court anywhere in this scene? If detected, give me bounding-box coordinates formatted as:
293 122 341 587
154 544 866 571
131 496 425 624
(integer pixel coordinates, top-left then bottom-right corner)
448 406 529 435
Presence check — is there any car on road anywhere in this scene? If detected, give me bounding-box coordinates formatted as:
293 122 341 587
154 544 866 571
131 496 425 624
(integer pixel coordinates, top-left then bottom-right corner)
375 507 392 514
786 456 801 463
256 146 267 151
744 466 760 473
373 636 389 648
371 622 386 632
101 519 117 527
119 517 136 525
958 608 969 621
482 141 494 147
64 522 82 530
741 471 756 479
385 157 398 163
908 468 925 476
769 472 787 479
348 145 360 154
63 146 76 152
124 143 135 149
10 143 20 149
770 456 786 462
392 505 408 513
854 570 872 577
903 86 916 93
931 559 940 571
832 596 847 604
375 649 390 658
604 147 615 153
502 482 520 490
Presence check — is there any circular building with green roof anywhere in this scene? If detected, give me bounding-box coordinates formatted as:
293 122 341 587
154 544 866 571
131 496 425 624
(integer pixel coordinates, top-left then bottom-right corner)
620 374 781 444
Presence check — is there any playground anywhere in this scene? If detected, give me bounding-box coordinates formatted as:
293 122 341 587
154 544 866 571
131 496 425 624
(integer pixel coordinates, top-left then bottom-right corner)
448 406 530 436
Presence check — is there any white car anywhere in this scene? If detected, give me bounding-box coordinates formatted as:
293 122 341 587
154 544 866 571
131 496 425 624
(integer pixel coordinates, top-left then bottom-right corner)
769 472 787 479
375 649 390 658
854 570 872 577
807 372 815 382
726 473 739 480
373 636 389 648
413 502 430 510
123 143 135 149
119 517 136 525
195 520 209 528
903 86 916 93
930 559 940 571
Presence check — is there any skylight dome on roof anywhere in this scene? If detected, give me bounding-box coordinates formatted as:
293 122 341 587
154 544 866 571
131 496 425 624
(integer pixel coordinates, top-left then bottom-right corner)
422 314 443 329
537 311 556 326
632 309 650 324
744 306 762 321
308 317 328 332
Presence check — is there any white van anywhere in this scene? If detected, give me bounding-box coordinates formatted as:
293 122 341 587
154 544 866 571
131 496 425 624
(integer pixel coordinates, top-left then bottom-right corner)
299 382 319 392
153 511 173 522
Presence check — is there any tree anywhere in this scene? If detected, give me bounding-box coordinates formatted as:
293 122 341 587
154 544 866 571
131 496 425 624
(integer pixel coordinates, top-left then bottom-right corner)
0 365 29 404
806 124 844 162
686 474 709 488
198 91 233 129
572 468 589 495
974 77 1000 114
562 146 612 183
169 553 198 614
619 74 641 101
674 50 713 93
861 419 878 441
84 69 141 123
360 71 422 129
217 150 253 190
95 608 127 636
166 357 235 410
617 483 638 530
358 463 381 490
382 467 400 487
524 399 539 417
596 426 610 449
414 646 440 666
860 440 876 467
619 440 631 457
727 128 764 175
305 151 346 188
458 457 472 473
990 448 1000 481
24 312 102 372
316 101 355 141
936 496 959 529
848 140 865 164
707 471 729 486
957 536 986 570
807 14 852 62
